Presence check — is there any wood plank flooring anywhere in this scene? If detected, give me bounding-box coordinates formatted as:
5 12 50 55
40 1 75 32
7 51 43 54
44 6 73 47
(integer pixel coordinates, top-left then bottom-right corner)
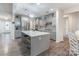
0 33 69 56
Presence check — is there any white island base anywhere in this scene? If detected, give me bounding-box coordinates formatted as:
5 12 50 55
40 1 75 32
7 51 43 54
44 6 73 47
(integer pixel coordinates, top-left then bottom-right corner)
21 31 50 56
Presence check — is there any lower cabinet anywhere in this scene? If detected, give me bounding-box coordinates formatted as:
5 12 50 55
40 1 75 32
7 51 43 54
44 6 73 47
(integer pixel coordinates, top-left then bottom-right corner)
20 32 50 56
19 33 31 56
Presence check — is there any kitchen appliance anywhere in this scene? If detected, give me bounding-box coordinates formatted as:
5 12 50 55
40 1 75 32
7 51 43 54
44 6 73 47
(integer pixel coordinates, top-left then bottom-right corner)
15 15 22 38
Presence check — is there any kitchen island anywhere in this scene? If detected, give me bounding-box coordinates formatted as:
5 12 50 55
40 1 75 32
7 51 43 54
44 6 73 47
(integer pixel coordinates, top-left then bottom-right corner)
21 30 50 56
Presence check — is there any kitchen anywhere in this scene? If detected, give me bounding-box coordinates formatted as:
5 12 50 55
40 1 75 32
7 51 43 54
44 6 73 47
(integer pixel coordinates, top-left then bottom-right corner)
14 3 56 55
0 3 79 56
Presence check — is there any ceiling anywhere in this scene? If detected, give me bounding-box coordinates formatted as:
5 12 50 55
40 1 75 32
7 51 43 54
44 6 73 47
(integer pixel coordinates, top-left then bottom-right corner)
0 3 13 20
13 3 79 17
0 3 12 15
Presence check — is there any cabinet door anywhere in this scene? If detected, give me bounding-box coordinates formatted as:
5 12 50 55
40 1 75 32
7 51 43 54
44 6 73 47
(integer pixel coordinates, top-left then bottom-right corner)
31 34 50 56
31 36 40 56
39 34 50 52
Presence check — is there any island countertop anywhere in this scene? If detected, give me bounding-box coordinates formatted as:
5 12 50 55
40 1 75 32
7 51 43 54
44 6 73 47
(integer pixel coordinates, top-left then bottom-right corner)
22 30 50 37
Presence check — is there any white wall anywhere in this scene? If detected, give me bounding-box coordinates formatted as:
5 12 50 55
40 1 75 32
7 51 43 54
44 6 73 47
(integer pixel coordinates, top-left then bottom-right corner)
0 3 13 39
64 6 79 14
76 13 79 31
61 12 79 39
68 13 79 33
56 9 64 42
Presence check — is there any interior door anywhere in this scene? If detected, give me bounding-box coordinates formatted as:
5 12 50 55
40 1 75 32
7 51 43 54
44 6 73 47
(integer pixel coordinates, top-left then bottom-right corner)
0 20 11 33
64 17 69 38
4 21 11 33
0 20 14 39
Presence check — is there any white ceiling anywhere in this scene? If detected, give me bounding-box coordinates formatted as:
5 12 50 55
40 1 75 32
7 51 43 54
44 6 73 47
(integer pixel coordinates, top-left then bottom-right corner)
0 3 13 20
14 3 79 17
0 3 12 15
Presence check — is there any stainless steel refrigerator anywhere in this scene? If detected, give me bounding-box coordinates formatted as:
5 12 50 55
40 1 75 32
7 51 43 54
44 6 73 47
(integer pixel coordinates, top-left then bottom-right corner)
15 16 22 38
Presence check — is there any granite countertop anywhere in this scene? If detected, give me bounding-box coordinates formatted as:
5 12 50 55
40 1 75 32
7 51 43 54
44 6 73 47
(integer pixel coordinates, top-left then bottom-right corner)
22 30 50 37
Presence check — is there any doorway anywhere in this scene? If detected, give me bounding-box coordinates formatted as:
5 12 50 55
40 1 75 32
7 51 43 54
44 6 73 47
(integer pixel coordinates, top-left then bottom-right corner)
0 20 12 33
64 17 69 38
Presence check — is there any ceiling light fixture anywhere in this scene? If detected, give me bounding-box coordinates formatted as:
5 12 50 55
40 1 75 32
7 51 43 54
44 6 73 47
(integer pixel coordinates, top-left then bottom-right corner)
50 9 53 11
29 14 34 18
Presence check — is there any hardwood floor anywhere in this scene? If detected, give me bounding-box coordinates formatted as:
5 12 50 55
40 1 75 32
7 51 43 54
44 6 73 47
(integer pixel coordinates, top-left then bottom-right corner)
0 33 69 56
39 38 69 56
0 33 21 56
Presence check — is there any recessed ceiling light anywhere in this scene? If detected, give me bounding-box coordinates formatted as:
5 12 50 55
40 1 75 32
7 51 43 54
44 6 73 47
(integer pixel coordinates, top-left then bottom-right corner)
29 14 34 18
36 3 40 5
50 9 53 11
